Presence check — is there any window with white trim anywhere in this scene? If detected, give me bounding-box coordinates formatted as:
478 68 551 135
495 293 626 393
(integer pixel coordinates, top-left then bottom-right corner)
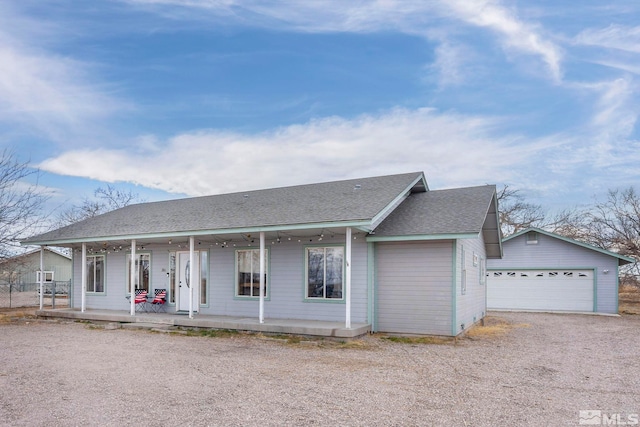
37 271 54 283
236 249 268 298
306 246 344 300
126 253 150 293
86 255 104 293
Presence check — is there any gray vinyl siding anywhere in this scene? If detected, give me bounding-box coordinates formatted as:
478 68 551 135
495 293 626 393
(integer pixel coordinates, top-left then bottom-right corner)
375 241 453 336
455 237 488 335
487 233 620 314
72 247 172 311
71 238 369 323
206 237 368 323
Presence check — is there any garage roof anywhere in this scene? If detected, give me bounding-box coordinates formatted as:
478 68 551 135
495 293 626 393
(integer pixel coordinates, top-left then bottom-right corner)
505 228 635 266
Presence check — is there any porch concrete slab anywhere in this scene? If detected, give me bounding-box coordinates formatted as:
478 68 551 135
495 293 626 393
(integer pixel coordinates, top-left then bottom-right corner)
36 308 370 338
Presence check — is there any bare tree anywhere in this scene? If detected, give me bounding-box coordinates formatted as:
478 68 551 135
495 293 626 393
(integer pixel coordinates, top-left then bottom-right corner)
496 185 547 236
0 150 48 260
57 184 143 226
584 187 640 278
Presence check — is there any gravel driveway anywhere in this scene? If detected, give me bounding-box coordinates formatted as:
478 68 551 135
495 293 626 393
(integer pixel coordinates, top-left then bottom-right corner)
1 312 638 426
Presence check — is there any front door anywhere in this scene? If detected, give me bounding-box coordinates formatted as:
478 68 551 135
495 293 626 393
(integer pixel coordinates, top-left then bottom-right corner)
177 251 200 312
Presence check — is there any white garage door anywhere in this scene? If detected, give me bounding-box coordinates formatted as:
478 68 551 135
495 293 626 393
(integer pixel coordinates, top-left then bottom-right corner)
487 270 594 312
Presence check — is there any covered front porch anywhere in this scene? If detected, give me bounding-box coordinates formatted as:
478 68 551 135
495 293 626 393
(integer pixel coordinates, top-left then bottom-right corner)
36 308 371 338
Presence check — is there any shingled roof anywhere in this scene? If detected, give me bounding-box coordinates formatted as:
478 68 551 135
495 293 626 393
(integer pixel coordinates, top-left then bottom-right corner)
23 172 427 246
371 185 502 258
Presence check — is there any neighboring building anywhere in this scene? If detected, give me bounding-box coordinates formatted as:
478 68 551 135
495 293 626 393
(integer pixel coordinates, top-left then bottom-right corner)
22 172 501 336
0 247 72 287
487 227 634 314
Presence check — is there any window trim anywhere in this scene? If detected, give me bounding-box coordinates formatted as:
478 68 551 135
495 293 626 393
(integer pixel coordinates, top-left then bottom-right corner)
200 250 209 306
85 254 105 294
36 270 55 283
526 231 539 245
304 244 346 303
234 248 270 300
125 252 152 294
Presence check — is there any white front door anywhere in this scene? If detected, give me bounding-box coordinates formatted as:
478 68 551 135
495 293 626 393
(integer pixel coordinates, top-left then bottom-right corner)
177 251 200 312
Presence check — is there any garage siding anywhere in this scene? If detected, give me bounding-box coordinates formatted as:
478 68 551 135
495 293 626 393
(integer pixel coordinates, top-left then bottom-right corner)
487 232 620 314
376 241 453 335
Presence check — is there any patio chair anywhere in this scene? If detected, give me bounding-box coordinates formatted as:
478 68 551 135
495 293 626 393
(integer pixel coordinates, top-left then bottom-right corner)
134 289 149 312
149 289 167 313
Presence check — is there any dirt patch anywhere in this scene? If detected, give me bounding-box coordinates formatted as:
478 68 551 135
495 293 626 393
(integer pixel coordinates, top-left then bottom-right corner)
619 283 640 315
465 315 530 339
0 308 37 324
2 312 639 426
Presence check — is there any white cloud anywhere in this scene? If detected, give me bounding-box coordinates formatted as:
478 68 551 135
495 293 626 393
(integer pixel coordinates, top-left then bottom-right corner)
123 0 563 82
443 0 563 82
429 40 473 88
39 108 560 197
569 77 639 139
0 3 129 145
575 24 640 53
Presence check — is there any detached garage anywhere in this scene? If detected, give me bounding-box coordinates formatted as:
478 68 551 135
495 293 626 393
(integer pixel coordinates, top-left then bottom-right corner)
487 228 634 314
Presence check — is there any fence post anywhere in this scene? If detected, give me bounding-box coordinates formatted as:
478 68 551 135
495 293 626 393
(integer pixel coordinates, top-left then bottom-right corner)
52 282 56 309
9 283 12 308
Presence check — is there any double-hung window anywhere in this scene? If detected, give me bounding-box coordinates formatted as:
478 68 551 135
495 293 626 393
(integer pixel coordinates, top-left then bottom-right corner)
236 249 268 298
306 246 344 300
126 253 150 293
86 255 105 293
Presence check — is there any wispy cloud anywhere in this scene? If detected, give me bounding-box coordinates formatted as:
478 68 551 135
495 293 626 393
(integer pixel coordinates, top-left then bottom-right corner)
122 0 563 82
575 24 640 53
443 0 563 82
0 2 129 146
39 108 557 196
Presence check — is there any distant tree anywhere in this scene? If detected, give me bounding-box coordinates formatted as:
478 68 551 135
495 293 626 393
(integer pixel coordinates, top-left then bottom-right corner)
496 185 547 236
582 187 640 279
0 150 48 259
57 184 142 226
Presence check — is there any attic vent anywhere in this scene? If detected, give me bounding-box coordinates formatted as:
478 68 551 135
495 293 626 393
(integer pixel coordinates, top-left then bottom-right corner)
354 184 361 190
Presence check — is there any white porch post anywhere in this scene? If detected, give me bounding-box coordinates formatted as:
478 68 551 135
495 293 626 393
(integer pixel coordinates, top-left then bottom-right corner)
81 243 87 313
130 240 136 316
39 247 44 310
345 227 352 329
189 236 195 319
259 231 265 324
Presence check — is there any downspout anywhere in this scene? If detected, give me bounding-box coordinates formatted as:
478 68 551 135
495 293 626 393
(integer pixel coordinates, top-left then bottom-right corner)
259 231 265 324
130 240 136 316
345 227 352 329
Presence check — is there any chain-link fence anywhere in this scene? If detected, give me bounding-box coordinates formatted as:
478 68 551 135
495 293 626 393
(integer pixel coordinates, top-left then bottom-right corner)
0 281 70 309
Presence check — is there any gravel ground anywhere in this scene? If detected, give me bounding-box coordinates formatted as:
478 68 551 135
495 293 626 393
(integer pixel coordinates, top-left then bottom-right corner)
1 312 639 427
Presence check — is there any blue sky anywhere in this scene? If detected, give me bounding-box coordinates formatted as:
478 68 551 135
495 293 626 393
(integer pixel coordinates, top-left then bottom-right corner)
1 0 639 216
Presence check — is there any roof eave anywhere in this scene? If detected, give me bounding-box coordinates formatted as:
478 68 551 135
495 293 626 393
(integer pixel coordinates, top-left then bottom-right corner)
21 220 374 247
367 232 479 243
504 227 636 265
